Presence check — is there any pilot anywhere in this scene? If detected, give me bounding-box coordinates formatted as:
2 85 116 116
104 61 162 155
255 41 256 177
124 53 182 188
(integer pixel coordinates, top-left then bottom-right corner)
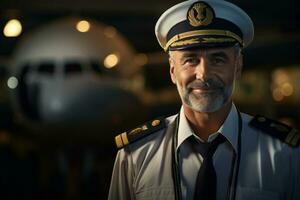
108 0 300 199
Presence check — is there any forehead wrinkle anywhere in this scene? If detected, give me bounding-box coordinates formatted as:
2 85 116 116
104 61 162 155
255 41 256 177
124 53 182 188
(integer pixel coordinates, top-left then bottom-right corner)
208 51 229 59
177 50 204 59
205 48 236 60
177 48 232 60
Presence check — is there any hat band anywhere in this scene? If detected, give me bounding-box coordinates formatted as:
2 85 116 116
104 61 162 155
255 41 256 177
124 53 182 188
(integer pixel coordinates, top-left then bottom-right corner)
164 29 243 51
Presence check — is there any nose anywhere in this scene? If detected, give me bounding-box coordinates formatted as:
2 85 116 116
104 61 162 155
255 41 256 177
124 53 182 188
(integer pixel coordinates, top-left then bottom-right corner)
195 57 210 81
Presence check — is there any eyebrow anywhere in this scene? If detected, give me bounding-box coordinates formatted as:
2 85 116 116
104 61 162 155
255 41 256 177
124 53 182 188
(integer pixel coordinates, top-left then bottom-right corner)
178 51 200 62
179 50 230 61
207 51 229 60
180 52 199 58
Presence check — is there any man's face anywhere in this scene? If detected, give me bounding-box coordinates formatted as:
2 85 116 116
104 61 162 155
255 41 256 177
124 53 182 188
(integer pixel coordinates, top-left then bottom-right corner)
169 46 243 113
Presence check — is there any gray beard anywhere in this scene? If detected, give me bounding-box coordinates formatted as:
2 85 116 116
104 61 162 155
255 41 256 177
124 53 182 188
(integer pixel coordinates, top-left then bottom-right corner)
176 80 234 113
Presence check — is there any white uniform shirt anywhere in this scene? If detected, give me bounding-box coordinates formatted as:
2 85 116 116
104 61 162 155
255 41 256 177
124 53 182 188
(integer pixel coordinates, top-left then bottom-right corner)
108 104 300 200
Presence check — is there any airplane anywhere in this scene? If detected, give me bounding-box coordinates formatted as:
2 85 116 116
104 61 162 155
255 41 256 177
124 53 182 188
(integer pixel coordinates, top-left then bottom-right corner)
3 16 163 199
8 17 149 145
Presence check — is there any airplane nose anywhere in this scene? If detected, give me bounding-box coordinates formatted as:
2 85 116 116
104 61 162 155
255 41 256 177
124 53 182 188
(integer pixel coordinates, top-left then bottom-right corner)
37 74 141 123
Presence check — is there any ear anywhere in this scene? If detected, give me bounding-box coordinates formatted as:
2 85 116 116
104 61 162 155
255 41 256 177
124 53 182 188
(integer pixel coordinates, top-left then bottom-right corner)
235 54 243 80
169 57 177 84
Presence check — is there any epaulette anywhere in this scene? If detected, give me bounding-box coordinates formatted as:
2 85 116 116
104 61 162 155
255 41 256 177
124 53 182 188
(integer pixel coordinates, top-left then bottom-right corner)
114 117 166 149
249 115 300 147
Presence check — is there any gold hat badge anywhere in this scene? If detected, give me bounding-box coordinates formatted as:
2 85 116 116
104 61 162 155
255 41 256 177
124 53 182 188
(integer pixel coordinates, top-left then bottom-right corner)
187 2 214 27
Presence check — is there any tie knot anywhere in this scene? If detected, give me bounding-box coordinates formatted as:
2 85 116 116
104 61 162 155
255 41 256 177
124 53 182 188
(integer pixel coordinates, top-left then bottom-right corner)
198 134 226 158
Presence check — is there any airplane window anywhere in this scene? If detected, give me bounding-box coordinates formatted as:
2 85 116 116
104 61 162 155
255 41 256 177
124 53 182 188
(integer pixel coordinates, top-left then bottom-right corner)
91 61 118 77
37 63 55 74
91 61 103 74
64 62 82 74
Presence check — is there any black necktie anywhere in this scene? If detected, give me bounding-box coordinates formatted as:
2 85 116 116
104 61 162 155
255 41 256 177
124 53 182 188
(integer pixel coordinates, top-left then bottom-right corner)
193 134 226 200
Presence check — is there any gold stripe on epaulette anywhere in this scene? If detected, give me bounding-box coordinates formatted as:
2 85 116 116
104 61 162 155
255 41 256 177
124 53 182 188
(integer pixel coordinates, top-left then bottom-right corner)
121 132 129 146
115 134 124 149
285 129 297 145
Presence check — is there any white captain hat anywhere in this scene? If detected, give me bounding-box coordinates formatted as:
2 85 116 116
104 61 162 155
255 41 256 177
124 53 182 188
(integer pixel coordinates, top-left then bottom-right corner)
155 0 254 51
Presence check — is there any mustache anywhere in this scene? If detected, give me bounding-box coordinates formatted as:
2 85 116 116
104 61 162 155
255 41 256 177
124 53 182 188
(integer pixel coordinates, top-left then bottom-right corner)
187 79 224 90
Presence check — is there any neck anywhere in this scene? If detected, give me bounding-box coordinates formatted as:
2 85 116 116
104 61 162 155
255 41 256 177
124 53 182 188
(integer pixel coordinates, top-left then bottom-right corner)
183 101 232 141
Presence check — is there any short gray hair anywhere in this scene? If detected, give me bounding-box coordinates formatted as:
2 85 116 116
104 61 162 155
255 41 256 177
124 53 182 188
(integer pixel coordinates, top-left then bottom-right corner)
233 43 242 58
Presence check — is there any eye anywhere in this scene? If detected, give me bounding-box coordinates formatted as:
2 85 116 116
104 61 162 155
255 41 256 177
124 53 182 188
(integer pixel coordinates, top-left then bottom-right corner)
211 56 227 65
183 57 199 66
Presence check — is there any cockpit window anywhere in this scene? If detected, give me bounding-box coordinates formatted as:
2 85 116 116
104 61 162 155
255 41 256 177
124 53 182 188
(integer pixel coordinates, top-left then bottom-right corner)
64 62 82 74
91 61 118 77
37 63 55 75
91 61 103 74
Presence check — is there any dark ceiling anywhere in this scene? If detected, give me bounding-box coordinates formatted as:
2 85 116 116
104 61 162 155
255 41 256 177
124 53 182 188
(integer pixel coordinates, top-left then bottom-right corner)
1 0 300 65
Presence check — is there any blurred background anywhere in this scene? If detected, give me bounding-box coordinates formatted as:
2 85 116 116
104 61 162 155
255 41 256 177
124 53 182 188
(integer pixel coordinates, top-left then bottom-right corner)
0 0 299 199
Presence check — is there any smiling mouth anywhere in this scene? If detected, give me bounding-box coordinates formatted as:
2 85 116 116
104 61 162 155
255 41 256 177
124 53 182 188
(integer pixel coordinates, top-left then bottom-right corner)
191 88 217 94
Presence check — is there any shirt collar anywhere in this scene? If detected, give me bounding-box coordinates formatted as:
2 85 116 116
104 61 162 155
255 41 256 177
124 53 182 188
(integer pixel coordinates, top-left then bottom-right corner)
177 103 239 153
177 107 194 150
218 104 239 153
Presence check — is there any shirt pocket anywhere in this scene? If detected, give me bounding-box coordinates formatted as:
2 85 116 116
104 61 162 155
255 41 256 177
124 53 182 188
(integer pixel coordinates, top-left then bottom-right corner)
135 187 175 200
236 187 280 200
